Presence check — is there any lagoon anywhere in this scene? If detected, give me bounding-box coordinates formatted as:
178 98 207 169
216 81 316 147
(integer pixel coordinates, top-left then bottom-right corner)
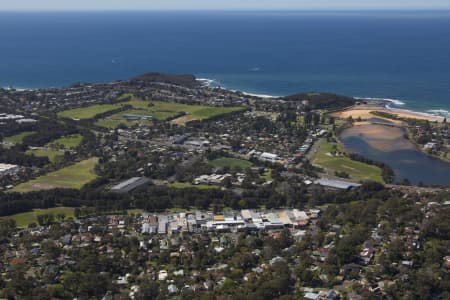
340 124 450 185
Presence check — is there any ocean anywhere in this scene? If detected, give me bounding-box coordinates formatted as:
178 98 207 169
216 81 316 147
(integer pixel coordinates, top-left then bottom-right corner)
1 11 450 116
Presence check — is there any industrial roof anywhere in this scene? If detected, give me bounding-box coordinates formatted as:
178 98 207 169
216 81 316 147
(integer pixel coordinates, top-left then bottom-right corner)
315 178 361 190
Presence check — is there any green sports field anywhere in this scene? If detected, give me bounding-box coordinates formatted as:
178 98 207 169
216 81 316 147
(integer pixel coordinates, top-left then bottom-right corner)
11 157 99 192
3 131 35 145
95 109 154 129
1 207 76 228
167 182 219 190
57 104 123 120
209 157 253 169
96 94 246 127
57 94 245 127
312 141 384 183
26 149 65 163
46 134 83 149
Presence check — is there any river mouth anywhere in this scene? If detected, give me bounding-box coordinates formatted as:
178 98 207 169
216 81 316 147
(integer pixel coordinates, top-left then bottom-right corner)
339 123 450 185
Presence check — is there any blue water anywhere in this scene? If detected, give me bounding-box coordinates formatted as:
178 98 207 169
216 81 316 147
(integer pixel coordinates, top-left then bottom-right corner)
1 11 450 115
340 134 450 185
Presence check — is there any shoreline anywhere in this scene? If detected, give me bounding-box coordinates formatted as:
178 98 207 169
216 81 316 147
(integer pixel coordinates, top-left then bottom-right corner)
3 78 448 121
331 102 445 122
198 78 449 120
365 97 446 122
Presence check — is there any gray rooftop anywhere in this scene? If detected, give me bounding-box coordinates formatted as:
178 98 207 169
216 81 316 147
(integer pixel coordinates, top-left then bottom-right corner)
111 177 151 193
315 178 362 190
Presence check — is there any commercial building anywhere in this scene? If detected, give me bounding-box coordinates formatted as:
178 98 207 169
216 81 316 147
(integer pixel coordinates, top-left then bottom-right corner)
110 177 152 193
141 208 319 235
158 216 169 234
314 178 361 190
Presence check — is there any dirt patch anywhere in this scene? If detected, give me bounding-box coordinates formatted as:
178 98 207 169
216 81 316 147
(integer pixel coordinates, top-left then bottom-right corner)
31 183 58 190
170 115 198 125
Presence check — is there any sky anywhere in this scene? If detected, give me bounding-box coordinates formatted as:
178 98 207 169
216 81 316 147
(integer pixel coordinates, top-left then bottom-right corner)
1 0 450 11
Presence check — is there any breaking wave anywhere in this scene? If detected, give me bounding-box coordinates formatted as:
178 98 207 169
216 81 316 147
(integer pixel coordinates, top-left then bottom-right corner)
355 97 406 108
427 109 450 118
196 78 216 87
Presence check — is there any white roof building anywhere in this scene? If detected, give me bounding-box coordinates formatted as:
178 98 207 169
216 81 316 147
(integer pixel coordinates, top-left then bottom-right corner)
0 163 19 176
158 270 168 281
260 152 281 162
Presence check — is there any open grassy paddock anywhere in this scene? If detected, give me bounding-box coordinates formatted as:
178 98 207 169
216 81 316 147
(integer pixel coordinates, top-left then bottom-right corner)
95 109 154 129
94 94 246 127
170 105 246 124
168 181 219 190
57 94 245 128
312 140 384 183
57 103 124 120
46 134 83 149
209 157 253 169
26 149 65 163
11 157 99 192
260 169 273 181
3 131 35 145
1 207 76 228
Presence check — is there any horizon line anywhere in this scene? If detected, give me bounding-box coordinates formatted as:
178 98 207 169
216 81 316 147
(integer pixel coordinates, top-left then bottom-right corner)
2 8 450 12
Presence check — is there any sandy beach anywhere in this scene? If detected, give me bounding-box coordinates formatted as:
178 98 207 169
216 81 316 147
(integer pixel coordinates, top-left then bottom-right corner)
332 104 445 122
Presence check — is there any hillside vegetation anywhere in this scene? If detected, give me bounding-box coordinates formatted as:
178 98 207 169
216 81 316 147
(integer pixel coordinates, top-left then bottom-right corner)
283 92 355 109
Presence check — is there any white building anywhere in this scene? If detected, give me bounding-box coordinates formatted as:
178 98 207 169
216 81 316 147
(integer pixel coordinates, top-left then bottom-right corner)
0 163 19 177
158 270 168 281
260 152 281 163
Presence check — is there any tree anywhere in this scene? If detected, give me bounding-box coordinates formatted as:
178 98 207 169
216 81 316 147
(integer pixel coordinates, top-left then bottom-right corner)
36 213 54 226
136 281 160 300
74 207 81 219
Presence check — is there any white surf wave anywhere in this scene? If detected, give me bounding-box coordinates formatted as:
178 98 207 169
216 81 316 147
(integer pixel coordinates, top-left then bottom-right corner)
353 96 448 120
241 91 280 98
196 77 279 98
355 97 406 107
196 78 216 87
427 109 450 118
1 86 33 91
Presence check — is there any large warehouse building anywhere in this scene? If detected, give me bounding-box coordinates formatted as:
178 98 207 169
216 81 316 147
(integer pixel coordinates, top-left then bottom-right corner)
110 177 152 193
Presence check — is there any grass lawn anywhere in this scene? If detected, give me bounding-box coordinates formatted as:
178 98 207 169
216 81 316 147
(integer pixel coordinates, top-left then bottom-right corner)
3 131 35 145
126 98 246 121
57 104 123 120
126 209 145 215
11 157 99 192
26 149 65 163
60 94 246 128
95 118 126 129
168 181 219 190
171 105 247 124
96 95 246 128
209 157 253 169
95 109 154 129
46 134 83 149
260 169 273 180
2 207 75 228
312 141 384 183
